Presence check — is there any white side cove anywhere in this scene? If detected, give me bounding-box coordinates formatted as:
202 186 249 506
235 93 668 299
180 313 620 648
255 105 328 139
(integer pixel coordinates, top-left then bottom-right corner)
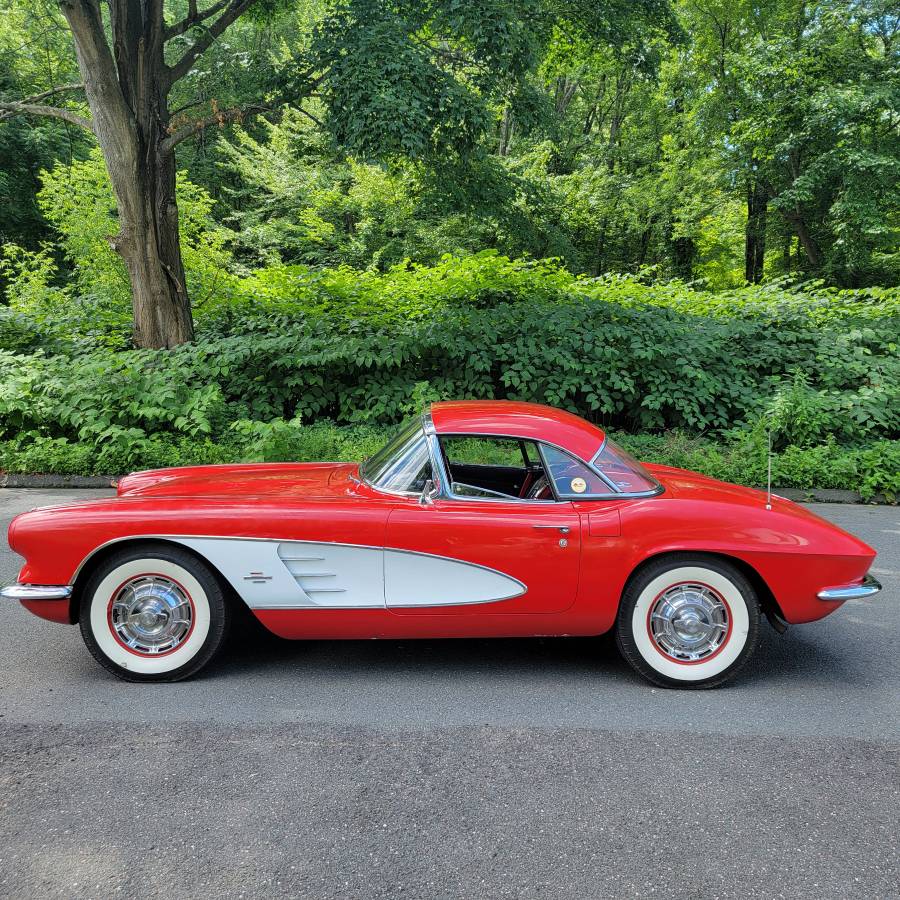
384 549 526 607
171 537 526 610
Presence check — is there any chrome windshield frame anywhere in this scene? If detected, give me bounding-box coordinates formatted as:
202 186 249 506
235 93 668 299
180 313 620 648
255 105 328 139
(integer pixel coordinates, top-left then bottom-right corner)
426 421 567 505
423 410 451 498
359 415 436 498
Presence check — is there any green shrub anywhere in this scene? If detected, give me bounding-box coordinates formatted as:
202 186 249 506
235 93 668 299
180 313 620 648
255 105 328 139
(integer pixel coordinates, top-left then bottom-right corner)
0 348 231 443
201 261 898 437
230 418 389 462
7 260 887 442
855 442 900 501
1 424 896 500
1 255 896 498
0 431 242 476
0 307 52 354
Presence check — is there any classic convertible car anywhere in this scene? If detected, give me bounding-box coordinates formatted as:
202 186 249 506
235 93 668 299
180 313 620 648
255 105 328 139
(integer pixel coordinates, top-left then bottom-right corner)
2 401 882 687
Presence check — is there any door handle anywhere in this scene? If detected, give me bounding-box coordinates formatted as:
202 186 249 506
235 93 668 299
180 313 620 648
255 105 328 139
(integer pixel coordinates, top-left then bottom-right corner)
532 525 570 534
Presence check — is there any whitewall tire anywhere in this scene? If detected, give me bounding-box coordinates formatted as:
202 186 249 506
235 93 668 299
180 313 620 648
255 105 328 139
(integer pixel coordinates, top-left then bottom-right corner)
615 555 760 688
79 544 230 682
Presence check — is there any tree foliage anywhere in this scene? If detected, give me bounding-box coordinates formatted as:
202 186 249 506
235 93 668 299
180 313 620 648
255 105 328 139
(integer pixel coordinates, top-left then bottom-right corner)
2 0 897 297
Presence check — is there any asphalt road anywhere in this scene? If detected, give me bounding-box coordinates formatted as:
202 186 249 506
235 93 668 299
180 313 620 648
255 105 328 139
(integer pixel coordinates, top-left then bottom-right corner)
0 489 897 899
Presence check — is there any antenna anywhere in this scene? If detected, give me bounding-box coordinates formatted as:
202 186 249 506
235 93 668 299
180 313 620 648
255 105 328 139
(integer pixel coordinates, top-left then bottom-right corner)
765 427 773 510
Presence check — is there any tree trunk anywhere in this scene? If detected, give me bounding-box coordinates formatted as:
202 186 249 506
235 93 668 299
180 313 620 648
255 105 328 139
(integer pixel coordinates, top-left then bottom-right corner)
744 170 767 283
672 237 694 278
587 216 609 277
669 218 695 279
498 104 513 157
553 75 579 119
115 148 194 348
792 214 822 270
59 0 193 349
637 218 654 266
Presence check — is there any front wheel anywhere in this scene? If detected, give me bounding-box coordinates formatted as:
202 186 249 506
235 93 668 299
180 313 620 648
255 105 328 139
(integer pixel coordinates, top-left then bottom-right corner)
615 555 760 689
79 543 230 682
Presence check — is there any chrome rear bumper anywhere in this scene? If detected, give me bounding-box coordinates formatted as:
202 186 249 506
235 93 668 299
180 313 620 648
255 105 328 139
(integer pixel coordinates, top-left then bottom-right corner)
817 575 882 602
0 583 72 601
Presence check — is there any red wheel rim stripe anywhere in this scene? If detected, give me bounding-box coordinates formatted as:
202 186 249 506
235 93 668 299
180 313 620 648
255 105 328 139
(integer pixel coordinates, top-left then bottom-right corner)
106 572 197 658
645 580 734 666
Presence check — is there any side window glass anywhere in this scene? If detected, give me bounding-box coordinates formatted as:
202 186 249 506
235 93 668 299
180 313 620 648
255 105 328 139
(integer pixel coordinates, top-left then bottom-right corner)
540 444 610 497
442 436 531 467
440 436 550 501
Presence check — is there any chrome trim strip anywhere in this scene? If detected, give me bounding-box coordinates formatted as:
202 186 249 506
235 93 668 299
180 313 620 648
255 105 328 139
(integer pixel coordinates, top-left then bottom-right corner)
67 533 385 584
67 534 529 611
363 599 519 609
252 597 519 610
438 493 564 506
817 575 882 602
423 409 451 500
1 583 73 601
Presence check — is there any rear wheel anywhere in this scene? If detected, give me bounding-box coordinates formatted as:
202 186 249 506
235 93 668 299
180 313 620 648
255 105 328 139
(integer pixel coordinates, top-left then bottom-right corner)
615 555 760 688
79 544 230 682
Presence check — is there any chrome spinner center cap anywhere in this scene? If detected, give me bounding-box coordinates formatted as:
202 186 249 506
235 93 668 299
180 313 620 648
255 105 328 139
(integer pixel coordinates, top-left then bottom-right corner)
110 575 192 655
133 601 169 633
648 583 729 662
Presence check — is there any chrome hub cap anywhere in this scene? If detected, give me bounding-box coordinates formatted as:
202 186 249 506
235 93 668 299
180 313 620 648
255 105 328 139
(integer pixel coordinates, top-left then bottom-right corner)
109 575 193 655
648 583 729 662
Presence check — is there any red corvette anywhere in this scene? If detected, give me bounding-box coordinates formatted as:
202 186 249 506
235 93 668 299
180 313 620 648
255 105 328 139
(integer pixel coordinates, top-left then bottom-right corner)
2 401 882 687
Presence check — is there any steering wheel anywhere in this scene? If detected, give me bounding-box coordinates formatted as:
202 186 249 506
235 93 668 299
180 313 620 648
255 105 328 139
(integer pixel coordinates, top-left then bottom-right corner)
518 464 544 499
526 476 553 500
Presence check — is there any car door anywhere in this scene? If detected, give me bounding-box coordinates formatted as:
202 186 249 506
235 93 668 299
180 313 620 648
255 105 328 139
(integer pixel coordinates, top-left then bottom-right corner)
384 496 581 616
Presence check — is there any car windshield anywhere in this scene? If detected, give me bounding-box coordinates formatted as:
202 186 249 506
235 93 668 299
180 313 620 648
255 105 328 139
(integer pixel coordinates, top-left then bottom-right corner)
360 417 434 495
592 438 660 494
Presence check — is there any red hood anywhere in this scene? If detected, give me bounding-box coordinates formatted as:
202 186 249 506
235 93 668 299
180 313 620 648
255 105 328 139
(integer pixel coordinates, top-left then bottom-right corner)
116 462 359 499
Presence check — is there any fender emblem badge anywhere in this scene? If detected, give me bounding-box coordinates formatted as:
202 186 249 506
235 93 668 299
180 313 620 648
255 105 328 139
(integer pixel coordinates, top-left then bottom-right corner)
244 572 273 583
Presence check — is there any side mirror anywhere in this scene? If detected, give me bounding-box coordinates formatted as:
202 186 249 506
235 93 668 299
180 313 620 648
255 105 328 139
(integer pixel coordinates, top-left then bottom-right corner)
419 479 438 506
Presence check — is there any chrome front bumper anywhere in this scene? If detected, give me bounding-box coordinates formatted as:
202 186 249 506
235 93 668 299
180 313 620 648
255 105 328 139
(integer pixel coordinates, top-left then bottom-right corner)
0 583 73 601
817 575 882 602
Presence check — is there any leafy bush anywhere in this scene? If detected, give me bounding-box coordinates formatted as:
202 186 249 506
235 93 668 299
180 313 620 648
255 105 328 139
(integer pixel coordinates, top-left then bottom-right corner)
0 432 241 476
2 264 897 441
1 254 896 496
230 419 388 463
0 348 230 443
0 306 52 354
1 424 897 501
615 431 900 500
192 257 899 439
